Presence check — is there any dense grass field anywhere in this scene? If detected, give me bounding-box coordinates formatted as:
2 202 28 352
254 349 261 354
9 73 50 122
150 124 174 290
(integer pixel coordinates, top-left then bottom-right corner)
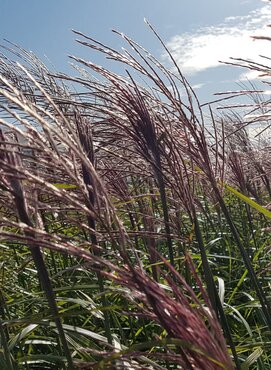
0 27 271 369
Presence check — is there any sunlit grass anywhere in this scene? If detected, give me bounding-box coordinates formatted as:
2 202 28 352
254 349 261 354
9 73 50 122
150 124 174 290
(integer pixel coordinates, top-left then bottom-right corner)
0 26 271 369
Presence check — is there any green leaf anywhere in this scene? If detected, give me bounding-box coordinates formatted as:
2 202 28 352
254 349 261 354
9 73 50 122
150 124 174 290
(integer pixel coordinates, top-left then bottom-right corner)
224 184 271 219
9 324 38 350
51 183 77 189
49 322 108 343
241 347 263 369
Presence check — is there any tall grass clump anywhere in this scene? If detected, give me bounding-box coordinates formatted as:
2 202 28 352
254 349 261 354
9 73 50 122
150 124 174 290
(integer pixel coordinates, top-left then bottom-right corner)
0 23 271 369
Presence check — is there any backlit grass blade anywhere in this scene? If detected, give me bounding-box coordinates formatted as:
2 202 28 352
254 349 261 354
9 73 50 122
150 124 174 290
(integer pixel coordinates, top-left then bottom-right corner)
224 184 271 219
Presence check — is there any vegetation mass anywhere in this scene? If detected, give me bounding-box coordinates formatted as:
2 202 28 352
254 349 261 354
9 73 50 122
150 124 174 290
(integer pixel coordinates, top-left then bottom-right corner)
0 23 271 369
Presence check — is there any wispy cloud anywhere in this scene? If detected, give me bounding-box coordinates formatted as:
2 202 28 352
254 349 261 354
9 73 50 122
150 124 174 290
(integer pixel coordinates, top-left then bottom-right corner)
191 83 205 89
165 4 271 76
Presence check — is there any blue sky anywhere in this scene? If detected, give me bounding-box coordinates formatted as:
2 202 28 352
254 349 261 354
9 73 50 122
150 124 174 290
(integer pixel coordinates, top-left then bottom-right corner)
1 0 270 103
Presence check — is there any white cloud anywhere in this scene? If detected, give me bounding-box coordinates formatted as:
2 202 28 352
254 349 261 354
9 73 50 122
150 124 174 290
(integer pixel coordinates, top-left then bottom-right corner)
191 83 205 89
239 69 271 81
165 5 271 76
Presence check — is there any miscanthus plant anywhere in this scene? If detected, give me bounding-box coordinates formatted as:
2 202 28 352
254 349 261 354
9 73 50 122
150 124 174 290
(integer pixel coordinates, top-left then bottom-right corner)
0 23 271 369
